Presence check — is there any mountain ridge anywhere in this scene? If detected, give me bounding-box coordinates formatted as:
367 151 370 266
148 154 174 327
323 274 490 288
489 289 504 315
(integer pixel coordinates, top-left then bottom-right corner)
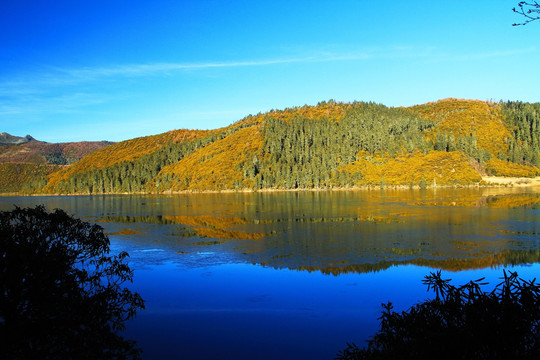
0 135 114 193
3 98 540 194
0 132 37 145
0 138 114 165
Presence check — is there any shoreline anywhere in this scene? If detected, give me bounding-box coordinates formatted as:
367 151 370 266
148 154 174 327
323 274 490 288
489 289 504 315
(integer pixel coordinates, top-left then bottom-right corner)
481 176 540 187
2 176 540 197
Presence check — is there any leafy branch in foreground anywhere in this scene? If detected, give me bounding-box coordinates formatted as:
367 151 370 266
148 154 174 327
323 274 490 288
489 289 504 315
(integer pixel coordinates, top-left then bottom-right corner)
513 1 540 25
0 206 145 359
337 270 540 359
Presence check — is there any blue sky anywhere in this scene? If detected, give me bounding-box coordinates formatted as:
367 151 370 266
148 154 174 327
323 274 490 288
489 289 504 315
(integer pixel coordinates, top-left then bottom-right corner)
0 1 538 142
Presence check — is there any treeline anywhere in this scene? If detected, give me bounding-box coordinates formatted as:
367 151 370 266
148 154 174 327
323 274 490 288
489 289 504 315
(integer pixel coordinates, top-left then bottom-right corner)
431 132 492 164
48 124 256 194
241 101 505 189
43 153 79 165
501 101 540 166
12 99 540 194
51 134 219 193
244 102 434 188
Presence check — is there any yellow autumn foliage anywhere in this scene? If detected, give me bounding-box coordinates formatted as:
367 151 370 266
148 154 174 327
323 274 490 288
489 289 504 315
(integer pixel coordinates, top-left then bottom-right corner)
0 163 61 193
28 99 538 195
45 129 208 190
410 98 511 157
235 100 349 127
156 126 264 191
338 151 482 186
485 158 540 177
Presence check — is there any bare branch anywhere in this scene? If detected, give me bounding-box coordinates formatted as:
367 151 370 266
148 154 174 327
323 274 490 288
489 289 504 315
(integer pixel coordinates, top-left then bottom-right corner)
513 1 540 26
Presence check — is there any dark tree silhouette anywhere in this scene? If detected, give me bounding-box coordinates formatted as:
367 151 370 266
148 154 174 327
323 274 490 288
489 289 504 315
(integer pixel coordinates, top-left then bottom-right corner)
337 270 540 360
513 1 540 25
0 205 145 359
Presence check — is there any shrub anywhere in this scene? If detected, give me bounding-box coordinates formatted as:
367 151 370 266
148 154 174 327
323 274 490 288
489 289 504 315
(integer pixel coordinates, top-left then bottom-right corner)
0 206 145 359
337 270 540 359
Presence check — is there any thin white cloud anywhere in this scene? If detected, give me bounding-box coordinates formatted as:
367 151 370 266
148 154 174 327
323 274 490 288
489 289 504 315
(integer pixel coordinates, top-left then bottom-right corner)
54 53 373 80
50 46 539 81
3 45 533 91
0 51 376 110
1 45 536 122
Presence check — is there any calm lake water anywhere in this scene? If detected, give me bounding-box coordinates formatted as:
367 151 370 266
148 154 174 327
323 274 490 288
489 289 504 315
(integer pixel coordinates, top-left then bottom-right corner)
2 187 540 359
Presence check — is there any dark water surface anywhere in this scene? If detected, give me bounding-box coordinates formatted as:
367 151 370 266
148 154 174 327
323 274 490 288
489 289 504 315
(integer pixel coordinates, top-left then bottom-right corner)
2 187 540 359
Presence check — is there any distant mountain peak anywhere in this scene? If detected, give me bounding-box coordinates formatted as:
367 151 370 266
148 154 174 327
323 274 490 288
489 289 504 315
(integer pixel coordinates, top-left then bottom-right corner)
0 132 38 145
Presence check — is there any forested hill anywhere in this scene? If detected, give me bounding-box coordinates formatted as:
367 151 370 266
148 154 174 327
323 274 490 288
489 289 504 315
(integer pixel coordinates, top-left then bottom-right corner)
7 98 540 194
0 136 113 193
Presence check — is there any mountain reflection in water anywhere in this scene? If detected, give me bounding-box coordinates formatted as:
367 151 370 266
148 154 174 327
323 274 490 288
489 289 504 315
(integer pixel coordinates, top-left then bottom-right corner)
1 188 539 359
84 187 540 274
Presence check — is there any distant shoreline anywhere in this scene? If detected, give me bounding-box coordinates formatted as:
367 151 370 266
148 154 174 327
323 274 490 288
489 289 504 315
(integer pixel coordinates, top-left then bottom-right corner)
2 177 540 197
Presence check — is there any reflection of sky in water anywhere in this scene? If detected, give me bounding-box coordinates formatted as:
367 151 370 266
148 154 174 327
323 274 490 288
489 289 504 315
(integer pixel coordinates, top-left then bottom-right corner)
1 189 539 359
122 259 540 360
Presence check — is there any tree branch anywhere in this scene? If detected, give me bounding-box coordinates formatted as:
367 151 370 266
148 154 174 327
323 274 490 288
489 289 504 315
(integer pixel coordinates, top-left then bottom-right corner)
513 1 540 26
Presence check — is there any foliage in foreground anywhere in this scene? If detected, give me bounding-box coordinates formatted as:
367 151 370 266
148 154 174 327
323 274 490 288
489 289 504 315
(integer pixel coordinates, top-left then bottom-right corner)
0 206 145 359
337 270 540 360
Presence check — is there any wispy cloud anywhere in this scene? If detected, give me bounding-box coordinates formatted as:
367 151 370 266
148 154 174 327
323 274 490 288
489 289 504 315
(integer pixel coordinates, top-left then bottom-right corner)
1 45 536 122
54 53 375 81
0 54 335 97
0 51 377 114
3 45 534 91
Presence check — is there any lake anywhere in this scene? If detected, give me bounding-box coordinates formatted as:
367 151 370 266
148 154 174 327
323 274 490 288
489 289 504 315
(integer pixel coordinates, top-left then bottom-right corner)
2 187 540 359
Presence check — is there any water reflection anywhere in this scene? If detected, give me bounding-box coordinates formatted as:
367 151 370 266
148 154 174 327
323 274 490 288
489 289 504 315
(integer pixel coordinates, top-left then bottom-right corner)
3 187 539 274
2 188 540 359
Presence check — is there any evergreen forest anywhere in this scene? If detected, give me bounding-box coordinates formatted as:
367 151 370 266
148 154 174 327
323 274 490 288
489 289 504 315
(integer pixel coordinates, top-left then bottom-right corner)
3 98 540 194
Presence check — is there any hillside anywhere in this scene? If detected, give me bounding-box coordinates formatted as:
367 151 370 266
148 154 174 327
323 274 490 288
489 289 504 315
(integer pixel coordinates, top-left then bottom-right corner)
0 136 113 165
0 134 114 193
4 99 540 194
150 126 264 191
43 128 219 193
0 163 61 194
